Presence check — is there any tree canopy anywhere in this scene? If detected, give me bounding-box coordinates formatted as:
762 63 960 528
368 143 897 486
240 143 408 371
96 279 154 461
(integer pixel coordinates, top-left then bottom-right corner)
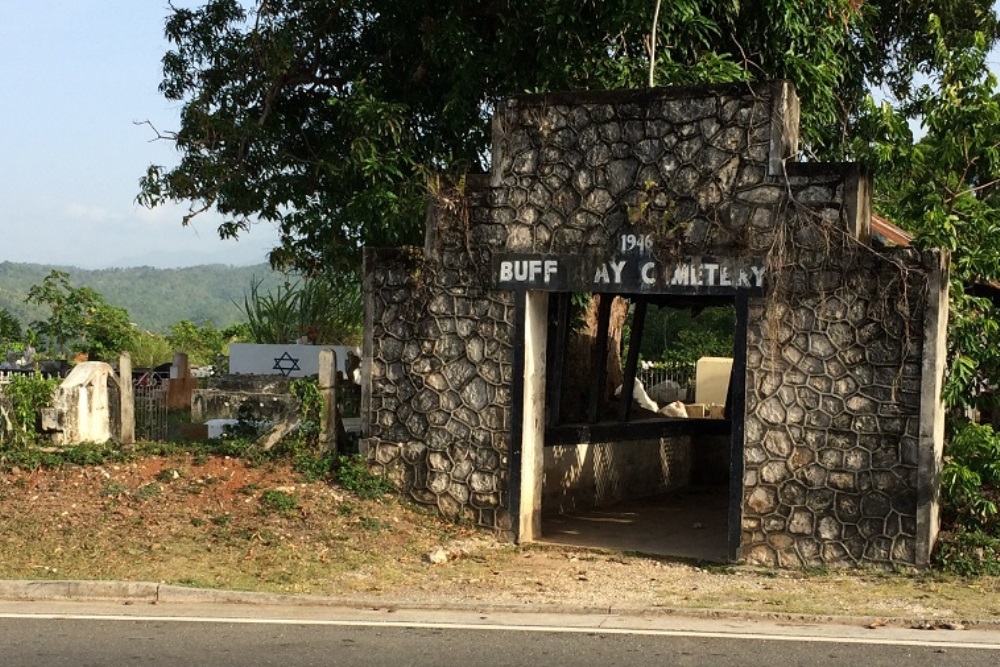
851 15 1000 410
140 0 999 274
26 270 134 361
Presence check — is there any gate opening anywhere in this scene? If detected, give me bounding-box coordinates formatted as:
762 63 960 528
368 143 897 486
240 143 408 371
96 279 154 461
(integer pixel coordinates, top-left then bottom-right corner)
526 291 748 562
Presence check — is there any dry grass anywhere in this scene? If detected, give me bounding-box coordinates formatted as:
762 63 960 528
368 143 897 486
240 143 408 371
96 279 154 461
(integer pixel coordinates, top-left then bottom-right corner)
2 453 1000 624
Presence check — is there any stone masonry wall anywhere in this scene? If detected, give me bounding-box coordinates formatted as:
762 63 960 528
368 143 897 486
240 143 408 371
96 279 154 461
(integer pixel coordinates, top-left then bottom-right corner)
364 248 516 530
363 82 946 565
737 165 932 567
474 82 795 261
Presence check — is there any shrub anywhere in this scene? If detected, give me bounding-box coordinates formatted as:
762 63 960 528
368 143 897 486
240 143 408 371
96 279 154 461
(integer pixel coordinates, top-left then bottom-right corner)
259 489 298 514
934 530 1000 576
335 454 394 499
0 372 59 449
126 331 174 368
239 275 362 345
941 420 1000 532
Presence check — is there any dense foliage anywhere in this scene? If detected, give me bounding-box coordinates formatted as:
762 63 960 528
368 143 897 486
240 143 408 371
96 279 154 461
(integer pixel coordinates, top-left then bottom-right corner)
239 276 362 345
125 330 175 368
168 320 249 366
0 261 283 333
852 17 1000 413
641 305 736 365
26 270 133 360
0 308 21 348
0 373 60 450
139 0 1000 273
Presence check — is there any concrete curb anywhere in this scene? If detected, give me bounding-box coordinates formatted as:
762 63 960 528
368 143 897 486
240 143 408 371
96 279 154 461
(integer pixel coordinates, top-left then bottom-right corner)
0 580 158 602
1 579 998 631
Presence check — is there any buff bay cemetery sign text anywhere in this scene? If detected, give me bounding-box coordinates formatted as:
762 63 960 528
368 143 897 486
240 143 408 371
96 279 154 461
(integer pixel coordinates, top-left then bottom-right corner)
492 232 765 295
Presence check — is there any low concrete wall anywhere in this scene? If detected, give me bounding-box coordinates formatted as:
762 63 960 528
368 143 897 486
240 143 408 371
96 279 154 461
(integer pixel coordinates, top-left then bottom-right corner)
191 375 296 422
543 436 692 514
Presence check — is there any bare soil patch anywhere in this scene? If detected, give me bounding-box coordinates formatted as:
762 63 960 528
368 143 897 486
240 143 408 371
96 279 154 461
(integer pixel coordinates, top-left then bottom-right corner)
2 454 999 624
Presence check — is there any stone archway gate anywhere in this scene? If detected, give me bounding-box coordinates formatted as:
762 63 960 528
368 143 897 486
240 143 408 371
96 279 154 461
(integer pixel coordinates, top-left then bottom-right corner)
362 81 949 569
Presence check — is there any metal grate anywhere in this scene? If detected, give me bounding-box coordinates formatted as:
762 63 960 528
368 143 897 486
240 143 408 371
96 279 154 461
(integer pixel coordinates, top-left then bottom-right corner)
636 362 696 393
134 376 168 442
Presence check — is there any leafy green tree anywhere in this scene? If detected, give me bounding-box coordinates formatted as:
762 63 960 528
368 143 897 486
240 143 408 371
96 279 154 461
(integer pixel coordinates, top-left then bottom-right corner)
851 17 1000 549
0 308 21 347
25 270 134 360
641 306 736 365
167 319 249 366
851 16 1000 412
139 0 1000 273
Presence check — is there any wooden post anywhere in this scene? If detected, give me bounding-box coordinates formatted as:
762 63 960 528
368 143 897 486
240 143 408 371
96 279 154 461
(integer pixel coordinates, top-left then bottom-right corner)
119 352 135 446
545 292 571 428
318 348 338 455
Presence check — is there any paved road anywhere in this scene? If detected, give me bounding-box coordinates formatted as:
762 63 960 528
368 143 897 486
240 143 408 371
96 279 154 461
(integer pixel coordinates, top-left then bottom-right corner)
0 602 997 667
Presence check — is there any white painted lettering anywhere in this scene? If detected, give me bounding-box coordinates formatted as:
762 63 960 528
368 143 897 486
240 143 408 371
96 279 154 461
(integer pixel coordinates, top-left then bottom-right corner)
544 260 558 283
751 266 766 286
500 261 513 282
671 265 690 286
529 259 543 282
738 269 750 287
514 261 529 281
719 265 732 287
609 260 626 283
594 265 610 283
641 262 656 285
692 264 703 286
704 263 719 285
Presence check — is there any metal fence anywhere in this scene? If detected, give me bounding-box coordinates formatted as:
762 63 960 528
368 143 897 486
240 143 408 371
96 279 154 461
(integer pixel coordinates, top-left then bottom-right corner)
135 382 168 442
108 370 169 443
0 368 66 386
636 361 696 394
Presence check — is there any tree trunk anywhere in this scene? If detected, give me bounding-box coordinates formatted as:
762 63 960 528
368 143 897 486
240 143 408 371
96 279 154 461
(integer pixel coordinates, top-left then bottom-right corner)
560 294 628 422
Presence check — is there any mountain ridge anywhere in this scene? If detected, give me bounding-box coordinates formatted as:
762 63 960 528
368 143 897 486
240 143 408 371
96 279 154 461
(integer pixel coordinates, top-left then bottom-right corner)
0 261 287 334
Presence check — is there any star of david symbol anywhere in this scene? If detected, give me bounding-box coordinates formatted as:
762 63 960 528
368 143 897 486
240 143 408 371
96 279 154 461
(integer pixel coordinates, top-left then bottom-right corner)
273 352 301 376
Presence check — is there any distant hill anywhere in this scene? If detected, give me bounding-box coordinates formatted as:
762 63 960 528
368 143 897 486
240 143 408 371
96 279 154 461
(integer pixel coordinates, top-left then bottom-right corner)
0 261 288 334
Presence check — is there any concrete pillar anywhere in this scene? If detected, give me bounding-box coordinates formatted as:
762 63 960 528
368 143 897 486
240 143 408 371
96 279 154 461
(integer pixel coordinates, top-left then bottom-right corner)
119 352 135 446
518 291 549 542
916 251 951 567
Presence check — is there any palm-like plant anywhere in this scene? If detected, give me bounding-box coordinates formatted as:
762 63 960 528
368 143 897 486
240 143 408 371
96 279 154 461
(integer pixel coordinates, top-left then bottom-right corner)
239 276 362 345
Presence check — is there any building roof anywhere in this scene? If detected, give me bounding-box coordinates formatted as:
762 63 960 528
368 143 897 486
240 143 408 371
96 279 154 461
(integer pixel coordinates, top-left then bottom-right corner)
870 214 914 247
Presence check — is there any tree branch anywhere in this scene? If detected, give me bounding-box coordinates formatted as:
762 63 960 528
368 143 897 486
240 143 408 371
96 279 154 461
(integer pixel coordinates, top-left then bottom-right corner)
648 0 662 88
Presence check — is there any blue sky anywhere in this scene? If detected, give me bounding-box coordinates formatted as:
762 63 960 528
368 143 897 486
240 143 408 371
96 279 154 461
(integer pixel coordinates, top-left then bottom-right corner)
0 1 279 268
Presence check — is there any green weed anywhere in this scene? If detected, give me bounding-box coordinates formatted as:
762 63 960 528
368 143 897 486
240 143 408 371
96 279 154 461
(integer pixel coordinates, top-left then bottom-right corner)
100 482 127 498
259 489 298 514
359 516 388 532
934 530 1000 576
335 454 394 499
134 484 161 501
